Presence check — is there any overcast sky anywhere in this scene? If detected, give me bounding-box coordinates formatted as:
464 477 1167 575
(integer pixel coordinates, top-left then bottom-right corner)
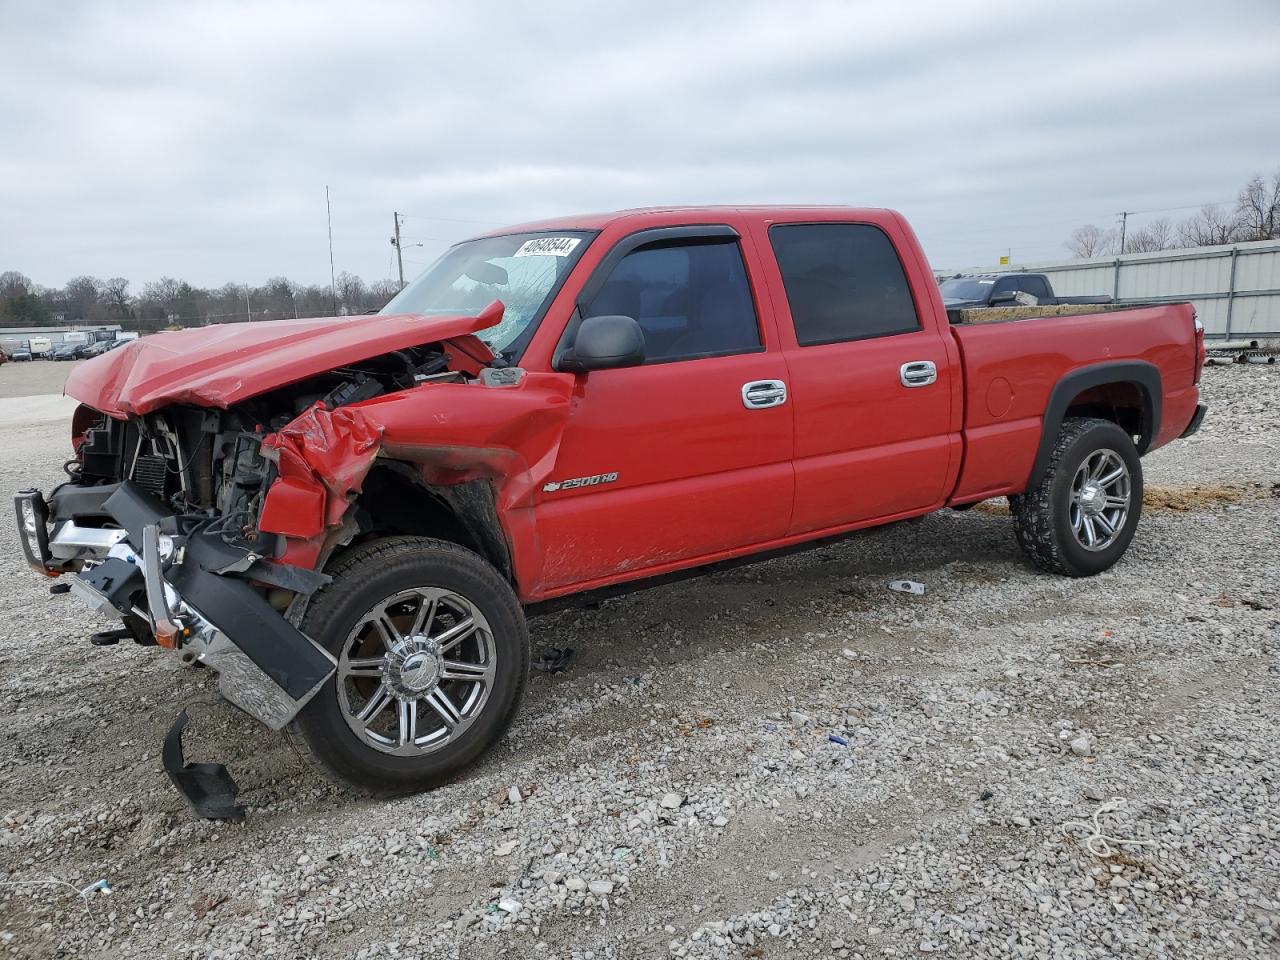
2 0 1279 291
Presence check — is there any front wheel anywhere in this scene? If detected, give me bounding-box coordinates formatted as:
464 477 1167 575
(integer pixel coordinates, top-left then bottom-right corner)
1010 417 1143 577
290 537 528 793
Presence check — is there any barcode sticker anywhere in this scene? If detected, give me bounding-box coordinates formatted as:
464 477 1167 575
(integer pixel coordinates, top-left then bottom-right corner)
513 236 581 258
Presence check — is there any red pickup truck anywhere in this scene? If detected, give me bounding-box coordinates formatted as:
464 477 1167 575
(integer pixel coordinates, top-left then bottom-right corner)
16 206 1206 798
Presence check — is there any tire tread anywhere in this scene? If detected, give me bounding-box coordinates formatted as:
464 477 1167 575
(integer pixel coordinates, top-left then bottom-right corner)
284 536 527 794
1010 417 1136 577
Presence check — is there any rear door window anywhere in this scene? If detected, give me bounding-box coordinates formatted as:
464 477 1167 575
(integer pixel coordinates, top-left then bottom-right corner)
768 223 919 345
1019 275 1052 300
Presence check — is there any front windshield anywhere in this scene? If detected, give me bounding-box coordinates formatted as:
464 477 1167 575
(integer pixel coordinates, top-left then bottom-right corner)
380 230 594 357
938 277 995 300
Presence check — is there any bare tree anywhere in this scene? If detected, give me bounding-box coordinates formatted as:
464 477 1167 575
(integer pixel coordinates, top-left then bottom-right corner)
0 270 32 299
1176 204 1240 247
141 276 181 305
1066 224 1118 258
62 275 104 322
101 277 132 318
1233 170 1280 241
261 276 299 318
368 278 401 308
1124 217 1175 253
335 271 368 314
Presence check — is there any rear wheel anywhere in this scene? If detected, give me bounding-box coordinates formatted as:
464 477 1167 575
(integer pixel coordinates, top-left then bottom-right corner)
1010 417 1143 577
290 537 528 793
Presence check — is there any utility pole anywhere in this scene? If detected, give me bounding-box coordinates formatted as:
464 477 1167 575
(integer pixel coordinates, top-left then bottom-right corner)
244 287 251 323
1118 211 1132 254
326 185 338 315
392 212 405 289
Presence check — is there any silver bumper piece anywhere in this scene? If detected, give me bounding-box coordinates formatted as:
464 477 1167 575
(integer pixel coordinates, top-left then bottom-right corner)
48 517 332 730
178 600 333 730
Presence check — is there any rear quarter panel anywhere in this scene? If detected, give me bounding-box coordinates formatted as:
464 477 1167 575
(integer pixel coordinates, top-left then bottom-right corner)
949 304 1198 502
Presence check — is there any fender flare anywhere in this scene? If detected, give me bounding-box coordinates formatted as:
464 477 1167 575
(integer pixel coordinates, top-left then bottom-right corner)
1027 360 1161 488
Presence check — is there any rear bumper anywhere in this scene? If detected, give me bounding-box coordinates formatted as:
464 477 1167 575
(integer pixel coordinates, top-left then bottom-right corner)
1180 403 1208 439
14 482 335 729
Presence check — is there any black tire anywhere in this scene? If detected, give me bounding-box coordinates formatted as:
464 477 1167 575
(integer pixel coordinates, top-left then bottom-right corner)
1010 418 1143 577
289 536 528 793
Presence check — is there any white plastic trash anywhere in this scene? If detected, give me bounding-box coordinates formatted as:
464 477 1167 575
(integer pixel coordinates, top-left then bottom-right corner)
887 580 926 595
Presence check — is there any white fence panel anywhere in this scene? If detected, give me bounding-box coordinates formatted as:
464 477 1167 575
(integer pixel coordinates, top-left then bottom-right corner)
937 238 1280 338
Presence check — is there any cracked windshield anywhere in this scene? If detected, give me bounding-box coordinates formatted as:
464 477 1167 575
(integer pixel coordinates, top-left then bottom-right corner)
380 231 592 356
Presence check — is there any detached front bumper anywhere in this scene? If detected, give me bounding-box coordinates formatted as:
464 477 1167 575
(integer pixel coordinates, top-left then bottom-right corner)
15 483 336 729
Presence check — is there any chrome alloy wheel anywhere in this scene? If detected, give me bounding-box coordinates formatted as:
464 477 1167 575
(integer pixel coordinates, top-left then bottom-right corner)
1069 449 1131 552
336 587 496 755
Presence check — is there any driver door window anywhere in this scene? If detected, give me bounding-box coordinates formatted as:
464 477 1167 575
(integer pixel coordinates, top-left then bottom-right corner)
583 240 761 363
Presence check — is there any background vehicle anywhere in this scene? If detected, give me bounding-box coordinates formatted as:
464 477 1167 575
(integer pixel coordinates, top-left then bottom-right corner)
26 336 53 358
15 206 1205 798
51 342 87 360
938 271 1113 309
11 346 32 361
80 340 114 358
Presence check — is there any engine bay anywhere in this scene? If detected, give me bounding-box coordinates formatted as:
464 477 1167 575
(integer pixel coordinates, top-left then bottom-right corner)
66 343 464 551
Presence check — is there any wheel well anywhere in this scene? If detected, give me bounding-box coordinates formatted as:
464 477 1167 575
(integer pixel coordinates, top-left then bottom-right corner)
1026 361 1162 489
1062 380 1150 442
353 462 513 582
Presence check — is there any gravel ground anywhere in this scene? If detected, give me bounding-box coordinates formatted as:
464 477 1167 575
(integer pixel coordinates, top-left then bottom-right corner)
0 364 1276 960
0 360 77 399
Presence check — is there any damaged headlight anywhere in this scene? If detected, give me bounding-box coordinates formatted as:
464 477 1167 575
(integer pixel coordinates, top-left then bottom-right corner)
14 489 53 574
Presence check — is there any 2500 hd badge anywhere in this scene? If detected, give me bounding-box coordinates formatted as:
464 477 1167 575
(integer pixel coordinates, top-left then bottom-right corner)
542 472 619 493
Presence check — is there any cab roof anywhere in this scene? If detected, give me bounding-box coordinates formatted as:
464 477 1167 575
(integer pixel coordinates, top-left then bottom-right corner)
477 205 895 238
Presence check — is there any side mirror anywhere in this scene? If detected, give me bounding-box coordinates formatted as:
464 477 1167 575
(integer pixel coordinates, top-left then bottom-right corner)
560 315 645 372
989 290 1019 305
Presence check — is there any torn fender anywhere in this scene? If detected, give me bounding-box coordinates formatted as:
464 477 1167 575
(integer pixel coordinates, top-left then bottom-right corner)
257 372 575 586
261 404 384 528
258 404 383 567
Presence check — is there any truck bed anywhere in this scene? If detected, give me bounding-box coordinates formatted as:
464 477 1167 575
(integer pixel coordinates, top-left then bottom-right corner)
946 302 1200 504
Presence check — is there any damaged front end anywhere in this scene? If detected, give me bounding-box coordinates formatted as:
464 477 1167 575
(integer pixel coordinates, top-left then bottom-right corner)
17 469 337 730
15 338 469 730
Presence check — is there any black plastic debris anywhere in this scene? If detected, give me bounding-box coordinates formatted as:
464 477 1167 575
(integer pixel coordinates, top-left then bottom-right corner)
162 709 246 822
532 646 575 674
89 627 131 646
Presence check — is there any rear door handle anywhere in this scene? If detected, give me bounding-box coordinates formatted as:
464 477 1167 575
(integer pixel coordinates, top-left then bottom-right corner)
899 361 937 387
742 380 787 409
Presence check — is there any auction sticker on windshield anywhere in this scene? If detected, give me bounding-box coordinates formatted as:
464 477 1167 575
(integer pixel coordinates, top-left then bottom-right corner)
514 237 581 257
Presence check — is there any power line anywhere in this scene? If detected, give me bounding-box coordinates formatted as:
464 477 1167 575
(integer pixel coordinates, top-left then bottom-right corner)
919 196 1238 237
1124 198 1234 216
397 213 501 226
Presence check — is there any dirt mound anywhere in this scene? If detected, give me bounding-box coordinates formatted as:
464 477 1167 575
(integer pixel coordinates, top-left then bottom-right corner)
1143 483 1245 512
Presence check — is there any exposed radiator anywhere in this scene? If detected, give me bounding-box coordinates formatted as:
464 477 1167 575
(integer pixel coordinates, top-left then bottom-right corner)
132 454 169 498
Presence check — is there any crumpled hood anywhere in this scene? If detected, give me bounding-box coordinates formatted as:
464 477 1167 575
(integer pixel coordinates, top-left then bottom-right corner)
64 305 503 417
